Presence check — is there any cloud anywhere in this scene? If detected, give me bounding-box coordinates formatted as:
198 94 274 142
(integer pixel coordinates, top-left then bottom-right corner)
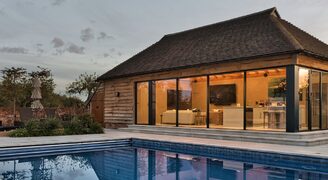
66 43 85 54
51 37 65 48
52 0 66 6
0 8 6 16
53 49 65 56
97 32 114 40
16 1 35 7
89 19 96 24
0 47 28 54
103 53 109 58
35 43 44 54
80 28 94 42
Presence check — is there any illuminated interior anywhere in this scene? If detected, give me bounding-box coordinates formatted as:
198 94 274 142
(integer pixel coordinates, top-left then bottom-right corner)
136 66 328 132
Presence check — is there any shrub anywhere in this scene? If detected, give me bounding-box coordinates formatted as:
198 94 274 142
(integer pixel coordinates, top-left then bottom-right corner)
25 119 41 136
40 118 62 134
89 122 104 134
64 114 103 135
25 118 63 136
8 128 29 137
8 114 103 137
64 118 85 135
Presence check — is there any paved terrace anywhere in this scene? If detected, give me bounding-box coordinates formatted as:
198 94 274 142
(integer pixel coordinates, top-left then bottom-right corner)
0 129 327 159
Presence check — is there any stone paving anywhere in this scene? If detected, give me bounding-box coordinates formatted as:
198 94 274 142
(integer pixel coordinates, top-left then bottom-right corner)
0 129 327 159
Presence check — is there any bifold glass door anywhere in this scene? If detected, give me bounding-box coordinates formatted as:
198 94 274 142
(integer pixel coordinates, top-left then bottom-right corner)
310 71 320 130
135 66 328 131
136 82 149 124
246 68 286 131
209 72 244 129
322 73 328 129
154 79 177 126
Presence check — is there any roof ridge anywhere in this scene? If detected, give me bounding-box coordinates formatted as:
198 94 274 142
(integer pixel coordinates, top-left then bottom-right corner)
280 18 328 48
165 7 278 37
270 16 304 50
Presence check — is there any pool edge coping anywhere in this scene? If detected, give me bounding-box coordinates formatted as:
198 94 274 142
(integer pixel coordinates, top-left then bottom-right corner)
0 137 327 160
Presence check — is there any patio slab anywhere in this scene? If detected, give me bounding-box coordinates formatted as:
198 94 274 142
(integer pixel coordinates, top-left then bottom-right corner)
121 125 328 146
0 129 327 159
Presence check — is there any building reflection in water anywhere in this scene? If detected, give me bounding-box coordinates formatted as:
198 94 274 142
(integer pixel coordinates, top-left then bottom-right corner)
0 148 327 180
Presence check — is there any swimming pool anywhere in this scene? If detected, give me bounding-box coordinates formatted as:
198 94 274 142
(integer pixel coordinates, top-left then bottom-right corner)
0 139 327 180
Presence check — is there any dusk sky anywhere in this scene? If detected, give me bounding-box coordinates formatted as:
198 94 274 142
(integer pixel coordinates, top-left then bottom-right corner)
0 0 328 95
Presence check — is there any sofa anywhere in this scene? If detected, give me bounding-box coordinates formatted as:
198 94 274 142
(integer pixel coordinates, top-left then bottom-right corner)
162 110 196 125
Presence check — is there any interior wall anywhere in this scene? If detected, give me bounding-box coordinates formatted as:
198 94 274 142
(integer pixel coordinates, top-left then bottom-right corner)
155 86 167 123
191 80 207 112
153 76 278 114
137 83 148 124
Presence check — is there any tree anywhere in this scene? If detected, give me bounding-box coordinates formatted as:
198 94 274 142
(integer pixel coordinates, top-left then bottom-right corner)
0 67 27 120
66 72 99 101
0 66 85 110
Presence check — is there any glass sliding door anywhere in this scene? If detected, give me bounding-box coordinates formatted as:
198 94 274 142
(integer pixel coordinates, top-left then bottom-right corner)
311 71 320 130
246 68 286 131
137 82 149 124
299 68 309 131
322 72 328 129
209 73 244 129
155 79 177 126
178 76 207 128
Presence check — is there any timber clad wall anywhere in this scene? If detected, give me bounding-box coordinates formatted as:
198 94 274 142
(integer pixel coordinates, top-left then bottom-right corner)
90 83 105 125
104 78 134 128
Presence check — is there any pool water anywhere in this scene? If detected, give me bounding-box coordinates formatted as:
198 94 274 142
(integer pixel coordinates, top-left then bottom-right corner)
0 147 327 180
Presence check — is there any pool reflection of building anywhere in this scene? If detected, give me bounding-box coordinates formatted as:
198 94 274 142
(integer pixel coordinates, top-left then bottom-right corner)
1 149 327 180
89 148 328 180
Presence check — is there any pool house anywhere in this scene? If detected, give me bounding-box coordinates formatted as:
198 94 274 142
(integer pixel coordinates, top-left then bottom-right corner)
98 7 328 133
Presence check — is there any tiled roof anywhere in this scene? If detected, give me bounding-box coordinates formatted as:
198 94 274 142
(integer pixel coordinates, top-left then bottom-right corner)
98 7 328 80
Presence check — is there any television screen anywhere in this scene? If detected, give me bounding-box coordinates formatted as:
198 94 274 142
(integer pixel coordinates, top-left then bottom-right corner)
210 84 236 105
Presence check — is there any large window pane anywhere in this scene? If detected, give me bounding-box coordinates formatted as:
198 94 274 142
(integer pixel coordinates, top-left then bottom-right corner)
246 68 286 131
178 76 207 128
209 72 244 129
299 68 309 131
311 71 320 130
155 79 177 126
322 73 328 129
137 82 149 124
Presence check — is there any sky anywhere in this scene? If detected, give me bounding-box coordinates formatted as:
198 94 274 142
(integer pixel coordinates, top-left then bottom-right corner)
0 0 328 96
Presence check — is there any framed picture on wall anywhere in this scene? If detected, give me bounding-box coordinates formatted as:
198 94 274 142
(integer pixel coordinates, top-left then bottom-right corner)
167 90 192 110
209 84 236 106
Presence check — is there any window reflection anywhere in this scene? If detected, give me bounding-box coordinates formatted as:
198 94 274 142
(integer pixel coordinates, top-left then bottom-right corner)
134 149 328 180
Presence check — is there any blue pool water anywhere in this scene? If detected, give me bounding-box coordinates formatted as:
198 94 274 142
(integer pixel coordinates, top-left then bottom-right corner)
0 147 327 180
